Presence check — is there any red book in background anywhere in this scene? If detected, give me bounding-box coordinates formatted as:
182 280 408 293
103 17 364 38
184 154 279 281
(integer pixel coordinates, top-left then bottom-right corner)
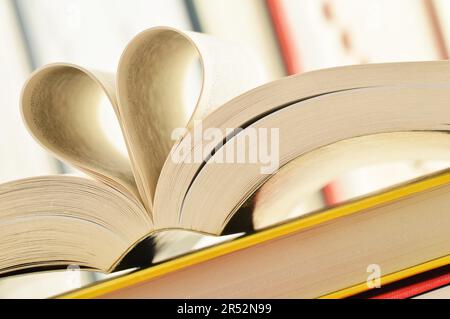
351 265 450 299
266 0 449 207
267 0 345 206
266 0 302 75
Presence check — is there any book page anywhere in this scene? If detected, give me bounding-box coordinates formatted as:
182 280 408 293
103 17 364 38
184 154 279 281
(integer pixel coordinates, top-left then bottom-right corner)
20 27 265 214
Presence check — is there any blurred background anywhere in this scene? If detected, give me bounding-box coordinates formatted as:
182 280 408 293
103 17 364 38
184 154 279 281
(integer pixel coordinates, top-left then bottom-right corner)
1 0 450 298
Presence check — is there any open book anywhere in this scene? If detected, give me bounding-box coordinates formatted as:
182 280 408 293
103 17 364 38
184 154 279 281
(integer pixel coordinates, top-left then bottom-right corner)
2 26 450 275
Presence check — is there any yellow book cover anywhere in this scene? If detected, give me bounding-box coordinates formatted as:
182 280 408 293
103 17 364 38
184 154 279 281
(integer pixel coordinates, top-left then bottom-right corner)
61 170 450 299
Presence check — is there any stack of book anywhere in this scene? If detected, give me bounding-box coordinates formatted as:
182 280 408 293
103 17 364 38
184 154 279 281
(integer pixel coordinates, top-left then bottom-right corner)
1 24 450 298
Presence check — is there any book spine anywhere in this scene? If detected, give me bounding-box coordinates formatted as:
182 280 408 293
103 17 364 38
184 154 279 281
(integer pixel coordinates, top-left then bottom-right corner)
371 267 450 299
184 0 203 32
425 0 449 59
349 265 450 299
266 0 299 74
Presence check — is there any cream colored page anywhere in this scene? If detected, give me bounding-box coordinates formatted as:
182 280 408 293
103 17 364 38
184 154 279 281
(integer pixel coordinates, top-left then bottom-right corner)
21 65 139 199
179 85 450 234
21 27 265 216
116 28 265 211
253 132 450 229
0 175 151 274
152 61 450 230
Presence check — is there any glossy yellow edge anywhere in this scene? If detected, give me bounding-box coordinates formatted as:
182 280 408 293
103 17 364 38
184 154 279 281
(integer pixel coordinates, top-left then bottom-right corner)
61 171 450 299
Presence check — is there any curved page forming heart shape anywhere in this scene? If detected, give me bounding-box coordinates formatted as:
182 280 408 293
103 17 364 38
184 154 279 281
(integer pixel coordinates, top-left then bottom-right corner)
21 27 265 219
